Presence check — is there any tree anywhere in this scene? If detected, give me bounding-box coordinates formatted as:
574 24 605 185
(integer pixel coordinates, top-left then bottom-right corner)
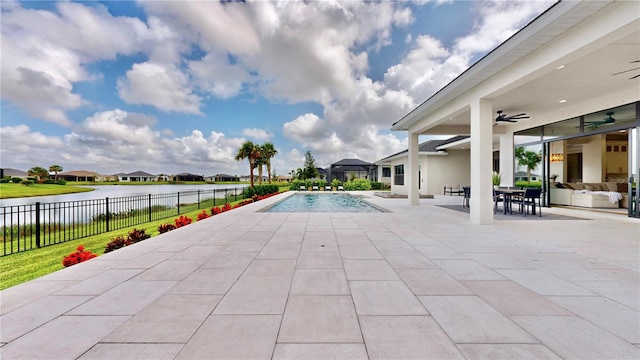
302 151 319 180
235 141 261 187
49 165 63 180
28 166 49 182
296 168 304 180
255 156 266 185
515 147 542 184
261 142 278 183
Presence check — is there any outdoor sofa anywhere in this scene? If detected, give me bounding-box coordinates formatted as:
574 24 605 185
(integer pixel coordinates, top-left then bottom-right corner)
550 182 627 208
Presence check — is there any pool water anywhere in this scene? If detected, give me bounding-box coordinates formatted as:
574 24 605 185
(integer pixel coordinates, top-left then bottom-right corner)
263 193 383 213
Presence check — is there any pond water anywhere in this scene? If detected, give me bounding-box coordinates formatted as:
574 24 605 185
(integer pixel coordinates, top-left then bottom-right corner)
0 184 248 207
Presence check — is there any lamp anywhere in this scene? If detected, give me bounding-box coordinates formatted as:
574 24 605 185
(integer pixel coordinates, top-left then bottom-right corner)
551 153 564 162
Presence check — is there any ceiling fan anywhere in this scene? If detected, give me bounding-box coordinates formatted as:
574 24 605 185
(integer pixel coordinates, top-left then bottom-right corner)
495 110 529 123
584 111 615 128
612 60 640 80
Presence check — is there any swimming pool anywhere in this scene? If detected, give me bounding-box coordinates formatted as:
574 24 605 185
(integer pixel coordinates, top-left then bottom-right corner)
263 193 384 213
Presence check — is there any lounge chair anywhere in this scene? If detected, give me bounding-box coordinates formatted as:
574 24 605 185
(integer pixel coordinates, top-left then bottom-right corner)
337 185 344 191
299 185 306 191
325 185 332 191
312 184 319 191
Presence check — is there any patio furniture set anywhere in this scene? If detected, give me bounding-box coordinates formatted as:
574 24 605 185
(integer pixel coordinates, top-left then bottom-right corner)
459 186 542 217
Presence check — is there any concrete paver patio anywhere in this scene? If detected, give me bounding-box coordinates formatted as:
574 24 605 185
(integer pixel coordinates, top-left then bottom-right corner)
1 192 639 359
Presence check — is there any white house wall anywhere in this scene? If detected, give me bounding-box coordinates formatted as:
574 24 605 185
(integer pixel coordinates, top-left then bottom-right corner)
425 151 471 195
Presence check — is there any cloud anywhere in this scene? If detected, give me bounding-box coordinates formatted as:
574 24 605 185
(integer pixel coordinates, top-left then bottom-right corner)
117 62 203 114
242 128 273 141
0 2 155 125
0 109 250 175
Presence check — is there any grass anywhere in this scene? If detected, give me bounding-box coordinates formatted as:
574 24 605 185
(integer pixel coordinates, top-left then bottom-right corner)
0 187 290 290
0 183 95 199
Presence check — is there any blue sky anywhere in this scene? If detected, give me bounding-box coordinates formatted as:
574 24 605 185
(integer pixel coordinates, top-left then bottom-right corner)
0 0 554 177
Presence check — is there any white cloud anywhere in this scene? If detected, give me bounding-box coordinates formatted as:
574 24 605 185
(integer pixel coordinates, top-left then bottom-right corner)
0 2 155 125
242 128 273 141
117 62 202 114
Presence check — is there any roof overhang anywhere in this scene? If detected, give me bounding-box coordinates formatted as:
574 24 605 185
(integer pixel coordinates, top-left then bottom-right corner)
391 0 640 134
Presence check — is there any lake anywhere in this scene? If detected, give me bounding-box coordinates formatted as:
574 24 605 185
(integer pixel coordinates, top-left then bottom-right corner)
0 184 249 207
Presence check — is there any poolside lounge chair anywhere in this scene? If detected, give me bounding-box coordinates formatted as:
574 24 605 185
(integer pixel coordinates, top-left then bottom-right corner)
312 184 319 191
337 185 344 191
325 185 332 191
299 185 306 191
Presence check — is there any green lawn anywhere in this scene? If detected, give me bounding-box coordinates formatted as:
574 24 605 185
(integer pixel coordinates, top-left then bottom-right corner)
0 187 290 290
0 183 94 199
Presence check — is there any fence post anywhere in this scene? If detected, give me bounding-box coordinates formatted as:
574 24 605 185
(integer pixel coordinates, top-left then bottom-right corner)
106 197 110 232
197 190 201 209
148 194 152 222
35 202 41 248
214 189 217 206
177 192 180 214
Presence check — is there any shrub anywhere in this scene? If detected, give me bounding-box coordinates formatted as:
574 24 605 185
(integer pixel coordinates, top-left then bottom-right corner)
55 180 67 185
11 177 21 183
243 184 279 198
104 236 131 253
158 223 176 233
43 179 56 184
211 206 223 215
344 178 371 191
0 178 8 183
174 215 192 228
20 179 34 186
197 210 210 220
515 181 542 189
62 245 97 267
289 179 304 191
222 203 232 212
127 228 150 243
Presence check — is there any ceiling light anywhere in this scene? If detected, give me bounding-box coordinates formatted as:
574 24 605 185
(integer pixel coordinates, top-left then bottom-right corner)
619 130 626 133
556 65 565 70
559 99 567 103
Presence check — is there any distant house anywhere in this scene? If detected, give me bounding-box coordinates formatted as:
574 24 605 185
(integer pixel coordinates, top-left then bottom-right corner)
210 174 236 182
515 171 541 182
329 159 376 182
58 170 98 182
1 168 27 179
115 171 155 182
173 173 204 182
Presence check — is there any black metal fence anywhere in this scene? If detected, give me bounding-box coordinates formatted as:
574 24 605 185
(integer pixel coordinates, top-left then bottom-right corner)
1 187 245 256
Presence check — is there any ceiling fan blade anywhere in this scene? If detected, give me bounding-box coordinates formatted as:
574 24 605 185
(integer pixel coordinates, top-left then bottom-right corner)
510 113 526 117
612 67 640 75
631 60 640 63
630 74 640 80
509 115 530 119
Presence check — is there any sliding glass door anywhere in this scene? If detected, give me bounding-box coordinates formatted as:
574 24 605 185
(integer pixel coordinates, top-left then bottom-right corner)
629 127 639 218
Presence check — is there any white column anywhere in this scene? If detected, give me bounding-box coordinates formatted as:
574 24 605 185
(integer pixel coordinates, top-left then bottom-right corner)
408 131 419 205
499 133 514 187
470 99 494 224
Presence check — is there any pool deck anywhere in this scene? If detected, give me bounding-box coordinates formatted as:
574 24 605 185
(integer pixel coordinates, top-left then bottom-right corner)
1 191 639 359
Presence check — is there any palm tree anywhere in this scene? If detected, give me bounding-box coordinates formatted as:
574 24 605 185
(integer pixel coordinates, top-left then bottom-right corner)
261 142 278 184
515 147 542 184
235 141 261 187
255 156 266 185
49 165 63 180
28 166 49 182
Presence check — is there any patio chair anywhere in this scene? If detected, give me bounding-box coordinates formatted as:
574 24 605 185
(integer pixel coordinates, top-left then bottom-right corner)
511 188 542 217
493 188 504 214
462 186 471 208
337 184 345 191
312 184 319 191
299 185 306 191
325 185 332 191
444 184 464 196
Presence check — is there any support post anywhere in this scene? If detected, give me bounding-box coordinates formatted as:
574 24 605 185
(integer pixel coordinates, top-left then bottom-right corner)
408 131 420 205
470 99 494 224
499 133 514 187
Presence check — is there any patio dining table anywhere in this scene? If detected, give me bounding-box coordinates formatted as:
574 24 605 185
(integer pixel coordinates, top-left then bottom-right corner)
495 188 525 215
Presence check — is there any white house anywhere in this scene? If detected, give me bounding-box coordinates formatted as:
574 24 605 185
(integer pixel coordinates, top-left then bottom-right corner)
375 136 470 196
390 1 640 224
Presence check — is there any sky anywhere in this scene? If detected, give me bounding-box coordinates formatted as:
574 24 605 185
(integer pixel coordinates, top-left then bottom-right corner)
0 0 555 177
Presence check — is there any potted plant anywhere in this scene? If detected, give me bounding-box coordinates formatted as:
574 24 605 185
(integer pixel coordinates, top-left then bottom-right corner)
331 179 340 191
492 171 502 189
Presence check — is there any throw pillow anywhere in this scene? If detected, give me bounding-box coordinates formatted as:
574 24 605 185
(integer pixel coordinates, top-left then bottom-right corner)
571 183 585 190
563 182 574 189
617 183 629 192
604 182 618 192
555 182 565 188
584 184 601 191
